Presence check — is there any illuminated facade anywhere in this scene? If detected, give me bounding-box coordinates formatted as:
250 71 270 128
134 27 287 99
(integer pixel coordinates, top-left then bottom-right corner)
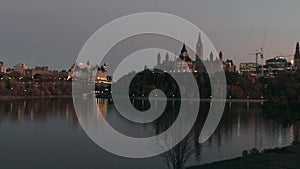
0 61 6 74
266 57 288 71
240 63 259 73
95 63 112 85
14 63 28 75
31 66 49 76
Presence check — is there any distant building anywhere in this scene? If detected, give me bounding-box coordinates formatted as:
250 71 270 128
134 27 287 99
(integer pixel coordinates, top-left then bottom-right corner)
14 63 28 75
31 66 49 76
67 63 75 80
6 68 14 74
155 44 193 73
96 63 108 81
94 63 112 97
155 35 225 74
68 62 96 80
294 42 300 69
266 57 288 71
223 59 236 72
157 53 161 65
59 70 68 78
240 63 259 73
0 61 6 74
196 33 204 61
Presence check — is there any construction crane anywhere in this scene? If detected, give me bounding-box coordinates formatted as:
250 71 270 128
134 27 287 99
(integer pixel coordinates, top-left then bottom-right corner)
249 28 268 75
260 27 268 75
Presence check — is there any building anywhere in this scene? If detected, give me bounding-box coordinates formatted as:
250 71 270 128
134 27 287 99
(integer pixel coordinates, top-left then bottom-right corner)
155 33 226 74
194 33 224 73
95 63 112 98
266 57 288 71
31 66 49 76
240 63 259 73
157 53 161 65
196 33 204 61
14 63 28 75
67 62 97 80
223 59 236 72
179 44 194 69
0 61 6 74
96 63 109 82
6 68 14 74
155 45 193 73
294 42 300 69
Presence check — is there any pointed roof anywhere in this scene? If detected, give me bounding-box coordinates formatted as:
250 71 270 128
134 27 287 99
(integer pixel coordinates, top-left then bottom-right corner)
181 43 187 53
295 42 300 60
219 51 223 60
197 33 203 46
210 51 214 61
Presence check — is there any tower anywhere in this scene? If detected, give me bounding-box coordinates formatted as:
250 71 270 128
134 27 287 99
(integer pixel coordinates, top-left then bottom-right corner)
179 43 192 62
181 44 188 55
210 52 214 61
196 33 204 61
219 51 223 61
179 43 187 60
157 53 161 65
165 52 170 61
294 42 300 69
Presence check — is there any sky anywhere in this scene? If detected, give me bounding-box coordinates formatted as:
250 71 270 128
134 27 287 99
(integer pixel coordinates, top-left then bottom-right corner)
1 0 300 70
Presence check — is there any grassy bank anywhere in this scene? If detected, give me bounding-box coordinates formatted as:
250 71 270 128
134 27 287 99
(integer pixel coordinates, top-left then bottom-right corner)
189 144 300 169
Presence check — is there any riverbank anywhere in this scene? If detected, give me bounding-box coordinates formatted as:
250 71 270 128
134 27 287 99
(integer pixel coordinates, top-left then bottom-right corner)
189 143 300 169
0 95 72 100
128 96 265 103
0 95 265 103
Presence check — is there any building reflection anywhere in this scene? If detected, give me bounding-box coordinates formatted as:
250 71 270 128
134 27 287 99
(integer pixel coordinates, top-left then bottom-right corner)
0 98 79 127
96 98 108 118
291 121 300 144
0 98 298 167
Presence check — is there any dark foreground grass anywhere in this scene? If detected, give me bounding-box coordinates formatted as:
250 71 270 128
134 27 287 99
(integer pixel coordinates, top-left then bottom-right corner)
188 144 300 169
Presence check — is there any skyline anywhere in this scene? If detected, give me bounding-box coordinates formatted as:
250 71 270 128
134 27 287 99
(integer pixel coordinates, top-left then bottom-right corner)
1 0 300 69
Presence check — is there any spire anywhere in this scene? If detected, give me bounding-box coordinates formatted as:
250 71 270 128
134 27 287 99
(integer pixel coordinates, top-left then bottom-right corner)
295 42 300 60
179 43 192 61
165 52 169 61
219 51 223 61
196 33 204 61
181 43 187 54
157 53 161 65
210 52 214 61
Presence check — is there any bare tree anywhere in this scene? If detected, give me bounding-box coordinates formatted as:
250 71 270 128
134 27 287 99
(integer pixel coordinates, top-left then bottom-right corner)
161 134 196 169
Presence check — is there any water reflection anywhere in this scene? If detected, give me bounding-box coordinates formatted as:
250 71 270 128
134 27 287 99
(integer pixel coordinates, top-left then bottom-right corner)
0 98 299 169
93 98 300 167
0 98 78 126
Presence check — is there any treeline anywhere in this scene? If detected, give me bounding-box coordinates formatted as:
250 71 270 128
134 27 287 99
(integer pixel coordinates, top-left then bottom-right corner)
0 72 72 97
116 69 264 99
118 68 299 124
263 70 300 125
225 72 263 99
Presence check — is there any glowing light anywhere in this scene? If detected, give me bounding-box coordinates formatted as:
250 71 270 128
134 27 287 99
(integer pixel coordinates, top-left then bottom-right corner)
291 59 294 65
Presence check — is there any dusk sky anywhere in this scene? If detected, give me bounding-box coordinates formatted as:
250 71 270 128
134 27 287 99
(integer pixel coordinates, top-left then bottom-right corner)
1 0 300 70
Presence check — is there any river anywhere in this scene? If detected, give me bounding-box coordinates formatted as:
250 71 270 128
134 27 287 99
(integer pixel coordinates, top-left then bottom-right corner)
0 98 298 169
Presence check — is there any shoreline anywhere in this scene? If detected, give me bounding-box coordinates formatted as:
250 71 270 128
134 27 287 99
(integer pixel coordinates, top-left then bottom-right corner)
0 95 72 100
189 143 300 169
0 95 265 103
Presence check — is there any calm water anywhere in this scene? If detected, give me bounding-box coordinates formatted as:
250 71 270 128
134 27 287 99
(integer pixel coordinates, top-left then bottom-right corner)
0 98 299 169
